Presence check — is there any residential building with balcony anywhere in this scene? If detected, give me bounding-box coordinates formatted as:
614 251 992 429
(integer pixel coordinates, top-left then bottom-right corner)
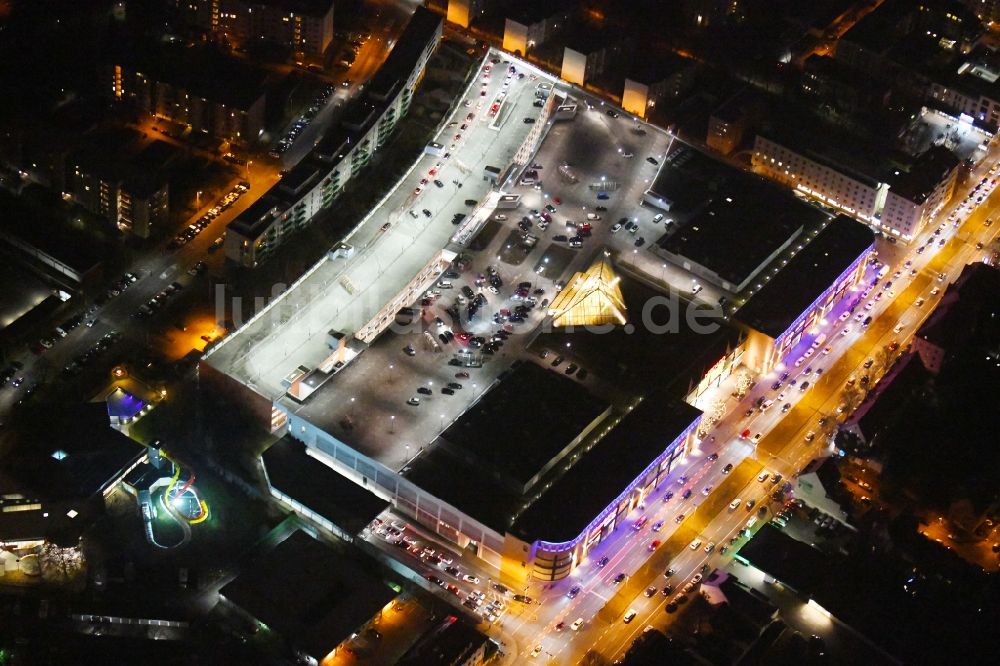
175 0 334 56
224 7 442 267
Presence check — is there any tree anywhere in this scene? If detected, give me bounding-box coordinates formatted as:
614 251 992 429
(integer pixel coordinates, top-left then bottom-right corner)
39 542 85 586
697 399 727 438
734 369 753 399
872 343 901 378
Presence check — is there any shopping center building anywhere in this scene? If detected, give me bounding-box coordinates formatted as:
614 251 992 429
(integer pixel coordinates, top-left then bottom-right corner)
205 52 878 582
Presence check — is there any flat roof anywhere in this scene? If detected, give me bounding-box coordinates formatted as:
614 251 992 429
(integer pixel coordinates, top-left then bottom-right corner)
510 396 701 544
265 0 334 18
436 362 607 492
0 402 145 501
262 437 389 535
120 44 268 109
738 524 831 593
656 160 822 286
888 145 959 204
227 195 290 238
736 216 874 339
840 0 912 54
627 51 696 85
917 262 1000 348
220 530 397 661
646 144 748 211
398 615 489 665
278 161 322 197
0 188 106 274
756 119 886 189
367 7 441 100
506 0 577 26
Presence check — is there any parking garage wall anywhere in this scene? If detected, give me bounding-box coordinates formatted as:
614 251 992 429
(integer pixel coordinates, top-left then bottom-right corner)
284 411 506 568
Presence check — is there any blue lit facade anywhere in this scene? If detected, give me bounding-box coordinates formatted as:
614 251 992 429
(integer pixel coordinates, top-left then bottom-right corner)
770 241 874 365
528 414 701 579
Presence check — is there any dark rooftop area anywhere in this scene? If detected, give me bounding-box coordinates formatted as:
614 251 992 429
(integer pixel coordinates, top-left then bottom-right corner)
367 6 441 100
627 51 697 85
0 188 103 275
228 195 288 237
118 43 268 109
264 0 334 17
436 361 608 493
0 402 144 502
510 396 701 544
888 145 959 203
277 162 321 197
756 113 888 188
220 530 397 661
736 216 874 339
397 615 489 665
656 165 822 287
916 261 1000 350
506 0 577 27
262 437 388 536
403 437 520 535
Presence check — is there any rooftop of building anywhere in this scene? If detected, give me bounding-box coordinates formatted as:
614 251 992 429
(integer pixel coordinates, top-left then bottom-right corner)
506 0 577 27
888 145 959 203
403 440 521 535
366 6 441 100
263 0 335 18
397 615 490 665
219 529 397 661
562 22 616 55
738 524 833 593
654 152 824 286
756 112 890 188
802 53 883 91
917 261 1000 349
0 402 145 502
627 51 697 86
710 87 765 124
510 395 701 545
433 362 607 493
227 194 291 238
736 215 874 340
839 0 916 55
277 161 322 197
262 437 389 536
118 44 268 109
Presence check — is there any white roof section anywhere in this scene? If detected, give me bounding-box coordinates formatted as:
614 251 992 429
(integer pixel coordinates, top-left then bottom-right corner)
206 50 559 401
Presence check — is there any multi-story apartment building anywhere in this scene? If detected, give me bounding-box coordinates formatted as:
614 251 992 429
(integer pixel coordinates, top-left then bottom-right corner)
929 50 1000 128
705 89 764 155
108 51 267 147
225 7 442 267
502 1 575 56
175 0 334 56
560 30 628 87
752 132 890 224
753 127 959 241
622 53 699 119
881 146 959 241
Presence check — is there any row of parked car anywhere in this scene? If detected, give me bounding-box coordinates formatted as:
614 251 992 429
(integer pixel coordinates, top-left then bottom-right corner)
168 182 249 249
62 331 121 377
133 281 184 320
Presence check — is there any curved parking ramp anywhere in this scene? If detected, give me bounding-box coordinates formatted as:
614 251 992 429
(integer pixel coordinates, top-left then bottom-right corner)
596 458 762 623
